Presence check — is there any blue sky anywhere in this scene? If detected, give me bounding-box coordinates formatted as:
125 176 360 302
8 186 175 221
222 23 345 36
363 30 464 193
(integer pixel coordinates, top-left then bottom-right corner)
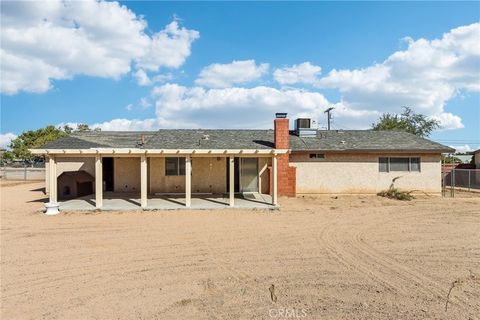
1 1 479 152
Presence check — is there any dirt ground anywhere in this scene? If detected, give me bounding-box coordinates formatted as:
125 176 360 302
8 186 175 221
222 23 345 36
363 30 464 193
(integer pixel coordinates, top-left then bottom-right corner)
1 181 479 320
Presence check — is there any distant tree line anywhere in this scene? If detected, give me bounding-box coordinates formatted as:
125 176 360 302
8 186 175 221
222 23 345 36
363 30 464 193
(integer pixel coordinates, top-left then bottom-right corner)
2 124 99 163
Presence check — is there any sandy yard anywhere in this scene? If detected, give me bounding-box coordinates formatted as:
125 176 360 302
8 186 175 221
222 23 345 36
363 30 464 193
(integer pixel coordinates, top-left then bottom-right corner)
1 181 479 320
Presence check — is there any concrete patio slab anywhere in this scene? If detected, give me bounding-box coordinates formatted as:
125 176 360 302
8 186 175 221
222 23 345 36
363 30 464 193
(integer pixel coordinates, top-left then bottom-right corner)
58 192 275 211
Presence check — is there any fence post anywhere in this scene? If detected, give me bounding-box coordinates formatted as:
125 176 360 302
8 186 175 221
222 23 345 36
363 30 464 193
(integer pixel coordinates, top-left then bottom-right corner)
452 169 455 197
468 170 471 192
24 166 27 181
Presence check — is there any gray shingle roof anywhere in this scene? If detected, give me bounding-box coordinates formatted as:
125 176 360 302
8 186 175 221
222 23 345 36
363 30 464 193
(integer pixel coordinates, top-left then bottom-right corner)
39 129 454 153
289 130 454 153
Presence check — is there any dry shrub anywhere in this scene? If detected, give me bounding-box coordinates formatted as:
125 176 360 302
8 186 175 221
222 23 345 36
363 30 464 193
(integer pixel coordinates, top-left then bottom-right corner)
377 188 415 201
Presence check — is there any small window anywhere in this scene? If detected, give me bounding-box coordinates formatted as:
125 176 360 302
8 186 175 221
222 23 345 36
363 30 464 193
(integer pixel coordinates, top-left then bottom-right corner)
410 157 421 172
309 153 325 159
390 157 410 172
379 157 389 172
165 157 186 176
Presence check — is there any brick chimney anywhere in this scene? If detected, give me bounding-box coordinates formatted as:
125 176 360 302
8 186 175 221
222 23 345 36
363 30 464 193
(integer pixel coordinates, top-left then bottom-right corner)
274 113 289 149
271 113 296 197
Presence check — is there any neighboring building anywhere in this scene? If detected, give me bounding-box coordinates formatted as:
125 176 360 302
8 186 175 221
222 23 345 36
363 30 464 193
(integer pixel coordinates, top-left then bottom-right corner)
31 114 453 209
469 149 480 168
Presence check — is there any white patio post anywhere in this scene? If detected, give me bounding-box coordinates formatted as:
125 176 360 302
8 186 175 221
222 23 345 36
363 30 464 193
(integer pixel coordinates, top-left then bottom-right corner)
229 156 235 206
185 156 192 207
49 156 57 203
140 154 148 208
95 155 103 209
272 155 278 206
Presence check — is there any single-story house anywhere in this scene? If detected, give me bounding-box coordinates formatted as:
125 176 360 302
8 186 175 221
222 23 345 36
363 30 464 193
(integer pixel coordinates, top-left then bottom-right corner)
31 113 454 209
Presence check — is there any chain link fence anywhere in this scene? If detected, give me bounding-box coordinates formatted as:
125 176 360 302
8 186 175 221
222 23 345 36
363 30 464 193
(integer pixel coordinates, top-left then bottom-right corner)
0 167 46 181
442 168 480 197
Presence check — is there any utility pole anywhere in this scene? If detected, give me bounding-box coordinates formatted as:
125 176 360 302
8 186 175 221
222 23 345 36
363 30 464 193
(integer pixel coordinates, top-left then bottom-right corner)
324 107 334 130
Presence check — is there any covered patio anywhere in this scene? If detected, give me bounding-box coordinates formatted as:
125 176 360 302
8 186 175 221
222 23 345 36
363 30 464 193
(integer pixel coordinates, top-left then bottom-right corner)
59 192 275 211
34 146 287 211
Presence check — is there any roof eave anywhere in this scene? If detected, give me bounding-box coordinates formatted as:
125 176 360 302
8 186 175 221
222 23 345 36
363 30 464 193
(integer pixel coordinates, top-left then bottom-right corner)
291 148 455 154
30 148 288 156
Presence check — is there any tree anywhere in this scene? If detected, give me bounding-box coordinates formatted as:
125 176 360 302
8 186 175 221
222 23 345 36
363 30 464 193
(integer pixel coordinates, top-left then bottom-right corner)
372 107 440 137
8 125 66 162
5 124 100 162
77 124 91 131
63 125 73 134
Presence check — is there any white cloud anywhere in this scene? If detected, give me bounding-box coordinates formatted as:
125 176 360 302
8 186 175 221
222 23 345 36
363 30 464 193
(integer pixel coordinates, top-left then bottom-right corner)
150 83 331 128
431 112 465 130
89 116 201 131
57 120 153 131
125 104 133 111
91 118 160 131
1 1 199 94
316 22 480 130
273 62 322 85
135 20 199 72
0 132 17 149
133 69 174 86
195 60 269 88
449 144 473 153
132 69 152 86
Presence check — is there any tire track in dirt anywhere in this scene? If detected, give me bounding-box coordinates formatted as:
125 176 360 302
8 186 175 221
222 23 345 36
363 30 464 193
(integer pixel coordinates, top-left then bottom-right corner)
321 209 473 312
349 211 477 312
318 218 405 295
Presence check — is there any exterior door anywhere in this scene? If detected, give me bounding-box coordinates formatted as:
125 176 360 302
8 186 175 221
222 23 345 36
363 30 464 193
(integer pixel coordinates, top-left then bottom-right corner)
240 158 258 193
102 157 114 191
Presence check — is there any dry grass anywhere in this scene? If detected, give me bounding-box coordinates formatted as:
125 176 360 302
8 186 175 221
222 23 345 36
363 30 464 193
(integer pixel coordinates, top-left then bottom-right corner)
1 182 479 319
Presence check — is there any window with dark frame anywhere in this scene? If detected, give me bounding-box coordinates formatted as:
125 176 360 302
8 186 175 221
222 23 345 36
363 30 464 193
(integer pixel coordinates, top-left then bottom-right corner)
309 153 325 159
378 157 421 172
165 157 186 176
379 157 389 172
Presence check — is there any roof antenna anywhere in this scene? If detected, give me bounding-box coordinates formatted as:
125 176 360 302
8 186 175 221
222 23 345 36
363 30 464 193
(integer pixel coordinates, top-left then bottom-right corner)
324 107 334 131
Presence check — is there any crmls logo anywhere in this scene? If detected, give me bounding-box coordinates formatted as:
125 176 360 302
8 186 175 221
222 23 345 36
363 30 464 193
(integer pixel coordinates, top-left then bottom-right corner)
269 308 308 318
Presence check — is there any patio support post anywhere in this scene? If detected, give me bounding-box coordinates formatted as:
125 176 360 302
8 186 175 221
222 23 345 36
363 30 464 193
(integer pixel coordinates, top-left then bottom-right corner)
272 155 278 205
229 156 235 206
185 156 192 207
140 155 148 208
95 155 103 209
49 156 57 203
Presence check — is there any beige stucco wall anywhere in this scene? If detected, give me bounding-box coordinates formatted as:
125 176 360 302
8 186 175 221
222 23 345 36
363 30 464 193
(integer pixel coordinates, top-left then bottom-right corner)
149 157 227 194
114 157 141 193
192 157 226 193
290 152 442 194
475 150 480 168
46 156 96 194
